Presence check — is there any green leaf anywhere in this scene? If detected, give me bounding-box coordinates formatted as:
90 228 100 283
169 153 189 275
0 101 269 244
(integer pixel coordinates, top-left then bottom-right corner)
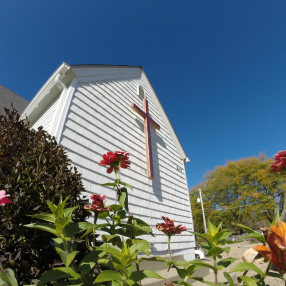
109 204 123 211
223 272 235 286
272 206 280 225
97 244 122 259
55 217 71 229
118 187 128 211
29 213 55 223
207 220 222 236
174 267 188 279
101 183 117 187
116 210 127 219
55 197 69 218
189 231 210 243
63 206 78 219
239 276 258 286
119 180 133 191
48 201 57 213
98 212 109 219
130 239 149 256
66 222 97 237
39 267 81 284
267 271 281 278
24 222 59 236
0 268 18 286
213 230 232 243
230 262 265 278
172 260 192 267
189 260 217 271
102 235 122 246
208 246 224 257
140 256 168 263
133 218 152 232
236 223 255 233
129 270 163 283
79 250 100 276
222 246 230 254
217 258 237 269
95 270 123 282
236 224 266 243
66 251 79 267
243 233 266 243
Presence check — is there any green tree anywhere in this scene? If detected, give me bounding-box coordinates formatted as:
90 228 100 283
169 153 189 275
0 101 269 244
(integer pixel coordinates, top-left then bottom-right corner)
0 108 89 283
190 154 286 233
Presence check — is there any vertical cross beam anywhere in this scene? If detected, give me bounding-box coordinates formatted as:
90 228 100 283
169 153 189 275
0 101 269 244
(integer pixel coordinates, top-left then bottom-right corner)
131 98 160 179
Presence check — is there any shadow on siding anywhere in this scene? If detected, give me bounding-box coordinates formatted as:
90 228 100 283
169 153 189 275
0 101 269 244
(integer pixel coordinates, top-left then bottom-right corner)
134 118 166 202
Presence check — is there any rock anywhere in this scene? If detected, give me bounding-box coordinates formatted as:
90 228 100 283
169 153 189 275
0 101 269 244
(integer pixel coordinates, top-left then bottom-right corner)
242 248 259 262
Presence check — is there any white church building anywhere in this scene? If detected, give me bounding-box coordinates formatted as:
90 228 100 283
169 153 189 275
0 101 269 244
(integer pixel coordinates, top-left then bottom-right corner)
21 63 195 259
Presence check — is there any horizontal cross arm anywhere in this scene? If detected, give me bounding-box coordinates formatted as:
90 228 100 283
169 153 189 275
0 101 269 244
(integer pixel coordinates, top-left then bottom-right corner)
149 118 160 130
131 103 146 119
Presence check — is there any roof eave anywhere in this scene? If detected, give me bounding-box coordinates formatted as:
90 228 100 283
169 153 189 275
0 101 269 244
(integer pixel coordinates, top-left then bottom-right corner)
20 62 72 120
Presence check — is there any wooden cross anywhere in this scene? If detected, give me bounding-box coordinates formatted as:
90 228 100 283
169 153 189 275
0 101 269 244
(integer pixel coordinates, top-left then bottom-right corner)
131 98 160 180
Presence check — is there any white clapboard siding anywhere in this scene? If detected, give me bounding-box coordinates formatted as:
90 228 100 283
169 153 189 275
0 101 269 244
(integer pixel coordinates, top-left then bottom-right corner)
59 70 195 258
23 64 195 260
31 94 60 133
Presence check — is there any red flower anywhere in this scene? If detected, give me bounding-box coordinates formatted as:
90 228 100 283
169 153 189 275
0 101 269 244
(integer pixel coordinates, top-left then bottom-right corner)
84 194 110 212
99 151 130 173
270 151 286 173
253 220 286 271
0 190 12 206
155 216 187 236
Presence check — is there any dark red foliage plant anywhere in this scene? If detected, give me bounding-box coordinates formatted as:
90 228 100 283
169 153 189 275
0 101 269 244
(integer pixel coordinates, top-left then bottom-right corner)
0 108 89 284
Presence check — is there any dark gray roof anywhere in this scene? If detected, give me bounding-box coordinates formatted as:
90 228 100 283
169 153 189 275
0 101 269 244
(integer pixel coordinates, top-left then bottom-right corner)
0 85 29 116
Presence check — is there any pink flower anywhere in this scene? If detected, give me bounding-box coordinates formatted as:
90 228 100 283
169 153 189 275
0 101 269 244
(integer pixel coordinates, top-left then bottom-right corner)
99 151 130 173
84 194 110 213
155 216 187 236
0 190 13 206
270 151 286 173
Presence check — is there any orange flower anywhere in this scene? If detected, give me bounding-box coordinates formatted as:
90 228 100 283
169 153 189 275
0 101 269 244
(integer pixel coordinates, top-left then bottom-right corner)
253 220 286 270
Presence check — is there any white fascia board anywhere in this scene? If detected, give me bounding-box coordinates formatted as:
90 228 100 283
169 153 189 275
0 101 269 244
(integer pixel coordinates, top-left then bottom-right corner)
20 62 72 121
71 65 142 83
140 70 188 162
53 78 78 142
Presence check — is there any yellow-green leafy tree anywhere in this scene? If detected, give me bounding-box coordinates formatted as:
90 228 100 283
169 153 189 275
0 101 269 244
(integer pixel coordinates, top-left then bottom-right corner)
190 154 286 233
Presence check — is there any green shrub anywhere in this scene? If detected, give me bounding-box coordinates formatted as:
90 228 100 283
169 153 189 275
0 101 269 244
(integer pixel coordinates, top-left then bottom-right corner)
0 108 89 284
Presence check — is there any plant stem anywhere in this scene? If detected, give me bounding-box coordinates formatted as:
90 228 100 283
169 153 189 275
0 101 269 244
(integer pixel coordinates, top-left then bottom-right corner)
238 253 261 286
92 213 98 248
168 235 172 261
71 261 91 286
281 199 286 220
135 259 142 286
114 170 119 203
213 258 218 285
259 261 271 283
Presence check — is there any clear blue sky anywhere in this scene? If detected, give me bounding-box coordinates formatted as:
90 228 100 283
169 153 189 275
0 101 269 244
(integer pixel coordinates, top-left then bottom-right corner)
1 1 286 189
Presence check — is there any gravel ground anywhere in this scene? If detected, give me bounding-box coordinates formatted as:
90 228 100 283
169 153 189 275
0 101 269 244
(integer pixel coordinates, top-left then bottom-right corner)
192 241 283 286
